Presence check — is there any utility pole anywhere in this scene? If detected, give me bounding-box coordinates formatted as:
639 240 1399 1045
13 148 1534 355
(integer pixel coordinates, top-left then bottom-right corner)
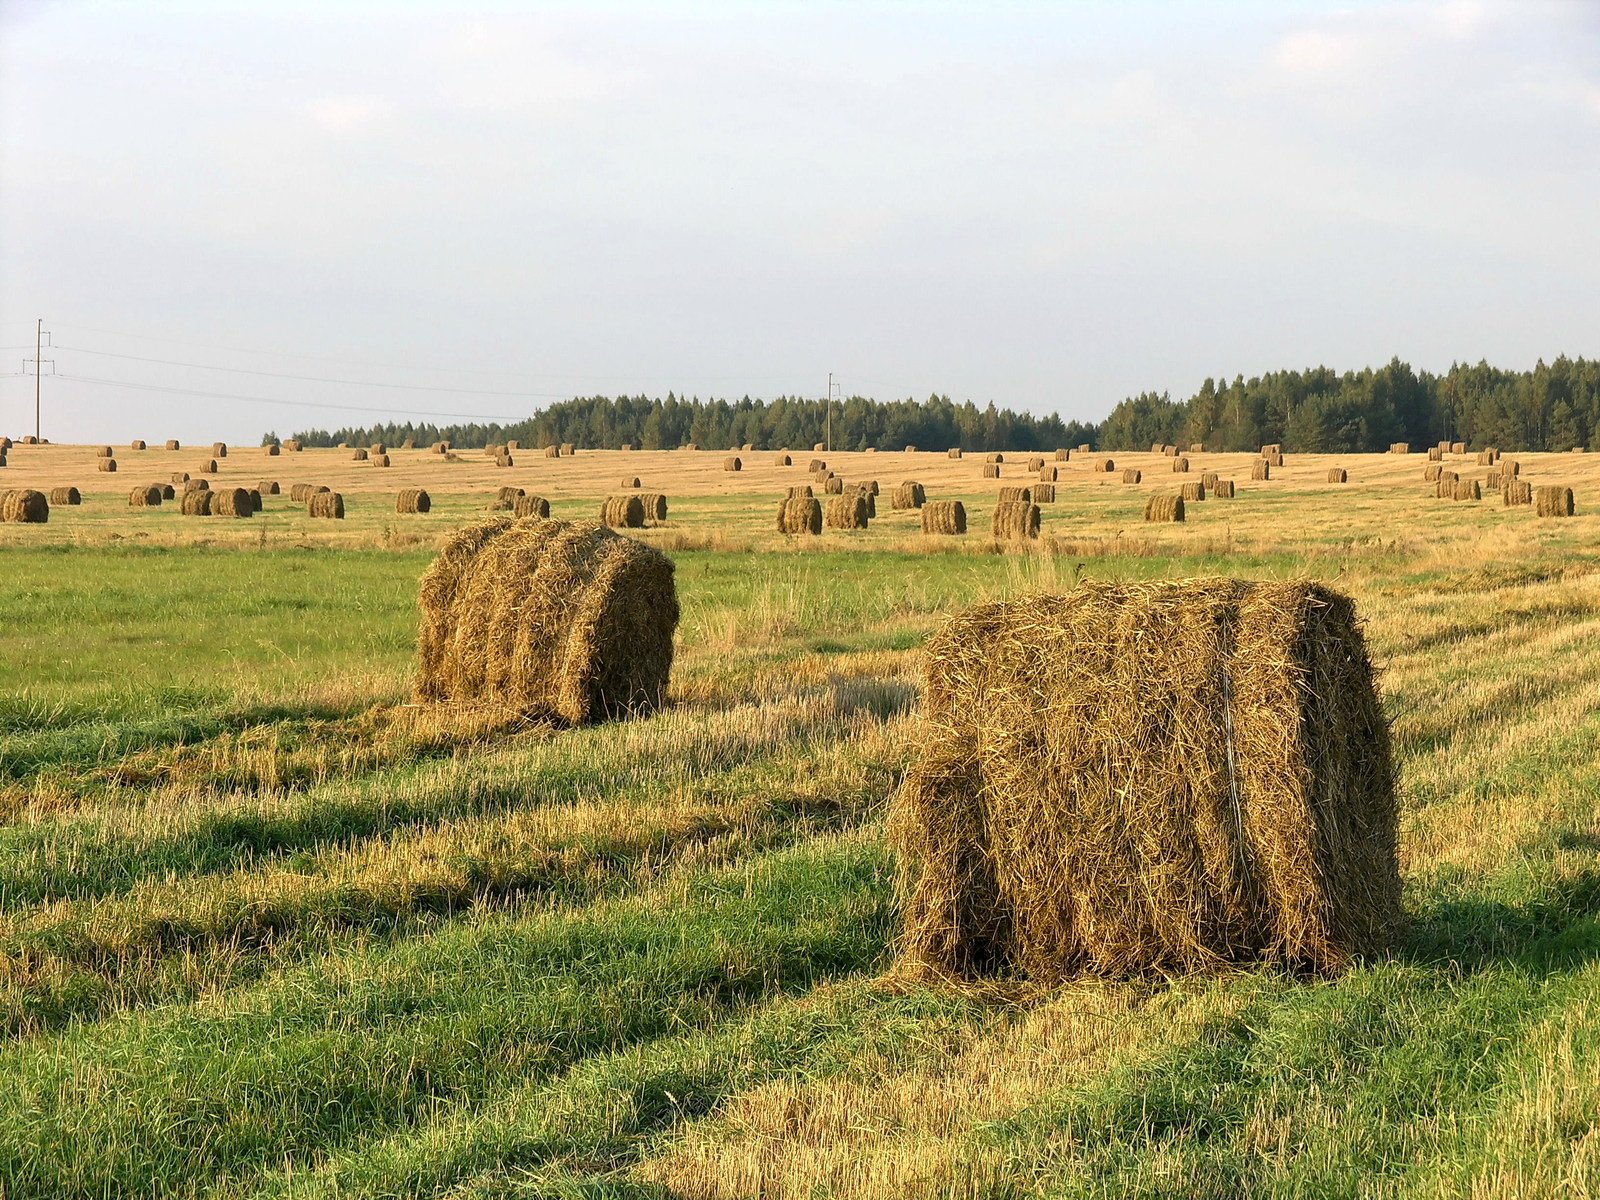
826 372 832 453
23 319 52 442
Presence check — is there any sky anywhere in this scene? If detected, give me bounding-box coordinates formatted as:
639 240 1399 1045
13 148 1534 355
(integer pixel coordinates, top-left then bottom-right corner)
1 0 1596 443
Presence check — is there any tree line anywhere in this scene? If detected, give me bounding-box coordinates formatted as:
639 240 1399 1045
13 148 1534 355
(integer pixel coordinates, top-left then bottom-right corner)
277 357 1599 453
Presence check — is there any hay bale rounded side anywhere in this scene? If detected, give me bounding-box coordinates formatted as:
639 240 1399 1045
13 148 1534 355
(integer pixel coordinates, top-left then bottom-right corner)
1452 479 1481 501
259 480 280 494
1121 468 1142 484
212 487 254 517
94 446 114 458
1033 483 1056 503
787 484 815 499
1213 480 1236 498
183 478 209 494
825 494 869 530
1145 494 1185 522
921 500 966 535
997 485 1031 504
773 454 792 466
1535 485 1574 517
212 442 228 458
513 494 551 519
199 458 218 474
991 501 1039 540
289 483 328 502
352 448 369 461
373 454 392 468
888 579 1399 981
128 485 162 507
808 458 827 473
723 456 742 472
982 463 1001 479
1252 460 1271 481
49 486 81 506
602 494 645 528
638 493 668 523
777 496 822 535
1423 464 1443 482
414 518 679 723
397 487 432 514
97 458 118 473
948 448 963 459
1055 448 1069 461
1180 481 1206 502
1039 465 1058 482
1503 480 1533 507
1201 472 1219 489
892 481 925 509
1172 456 1190 473
159 484 175 499
265 443 281 457
620 476 641 489
165 439 181 451
1 489 49 522
1026 456 1044 473
130 440 147 451
985 453 1004 464
180 489 214 516
1328 468 1348 483
823 476 844 494
308 491 345 519
1094 459 1115 473
1428 446 1443 461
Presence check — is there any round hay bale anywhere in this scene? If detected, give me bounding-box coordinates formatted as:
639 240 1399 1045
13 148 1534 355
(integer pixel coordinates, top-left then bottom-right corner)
180 489 214 516
1428 446 1443 462
991 501 1039 540
165 439 181 451
0 489 48 522
212 442 228 458
1145 494 1185 522
183 478 209 494
414 517 678 723
514 494 551 519
862 479 880 496
1451 441 1466 455
1039 465 1058 482
818 476 843 495
813 442 826 452
495 453 513 468
160 484 175 500
49 486 81 506
1033 483 1056 503
1536 485 1574 517
997 485 1031 504
1093 459 1115 473
199 458 218 474
787 484 815 499
289 482 328 503
1452 479 1481 501
1213 480 1236 498
1150 442 1164 454
97 458 118 473
352 448 369 461
985 453 1004 464
432 442 448 454
1503 479 1533 507
1252 460 1271 481
94 446 114 458
773 454 792 466
128 485 162 507
777 495 822 535
284 439 302 452
1423 464 1443 482
741 442 754 452
265 443 281 456
1055 449 1069 461
852 486 877 518
602 494 645 528
1189 443 1204 454
171 471 190 484
1486 471 1502 489
374 453 392 468
1476 448 1500 466
888 579 1398 980
808 458 827 473
948 448 963 459
1164 445 1178 456
1026 456 1044 472
637 493 668 523
1328 468 1348 483
724 456 742 472
259 480 280 495
1501 460 1520 478
892 481 925 509
620 476 641 489
505 440 519 452
308 491 344 519
368 442 386 456
1121 468 1142 484
621 443 634 451
497 485 526 504
1201 472 1220 489
403 438 416 450
1260 443 1281 456
397 487 431 514
982 463 1001 479
1172 456 1190 473
682 442 698 452
130 440 147 451
1077 443 1091 453
211 487 254 517
560 443 574 456
1180 481 1206 501
825 494 870 530
1388 442 1410 454
921 500 966 535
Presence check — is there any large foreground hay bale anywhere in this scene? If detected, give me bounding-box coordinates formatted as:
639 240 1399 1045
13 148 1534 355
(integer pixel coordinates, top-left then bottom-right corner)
602 494 645 528
778 496 822 535
289 483 327 502
397 488 431 513
181 489 214 516
893 481 926 509
212 487 254 517
308 491 345 519
991 501 1039 540
1033 483 1056 503
1328 468 1348 483
638 493 668 523
1121 468 1142 484
415 518 678 723
1536 486 1574 517
49 486 81 506
1503 480 1533 506
1180 481 1206 501
97 458 118 473
825 494 870 530
514 494 551 519
1213 480 1236 498
1 490 48 522
922 500 966 534
888 579 1399 981
997 485 1032 504
128 485 162 507
1252 460 1271 480
1145 494 1185 522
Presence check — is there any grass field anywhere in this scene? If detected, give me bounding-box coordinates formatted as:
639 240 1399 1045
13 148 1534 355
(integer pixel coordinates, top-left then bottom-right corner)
1 441 1598 1197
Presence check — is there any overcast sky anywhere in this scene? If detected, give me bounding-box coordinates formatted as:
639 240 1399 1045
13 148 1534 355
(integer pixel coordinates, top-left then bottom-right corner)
1 0 1596 443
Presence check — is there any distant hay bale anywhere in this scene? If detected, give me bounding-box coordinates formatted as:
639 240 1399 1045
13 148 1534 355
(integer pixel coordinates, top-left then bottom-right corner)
1172 456 1190 472
1423 464 1443 482
1180 481 1206 501
414 517 679 724
1477 448 1500 465
773 453 792 466
602 494 645 528
0 489 48 522
289 483 328 502
921 500 966 534
723 456 742 472
403 438 416 450
165 439 180 451
128 485 162 507
49 486 81 506
1328 468 1348 483
1536 485 1574 517
620 476 641 488
308 491 345 519
902 445 914 452
97 458 118 473
1263 451 1284 467
432 442 448 454
823 476 844 494
991 501 1039 540
247 488 263 511
1503 480 1532 507
212 442 228 458
1189 443 1204 453
1213 480 1236 498
1039 465 1058 482
180 489 214 516
259 475 278 490
212 487 254 517
825 494 870 530
160 484 175 500
130 440 147 451
983 463 1001 479
1452 479 1481 501
888 579 1399 982
265 443 280 456
777 495 822 535
1573 447 1586 454
283 439 301 452
1261 443 1281 455
741 443 753 451
1428 446 1443 461
1120 468 1143 484
998 485 1032 504
545 446 561 458
1150 442 1163 454
620 443 633 451
1145 494 1185 522
505 440 519 451
787 484 815 499
514 494 551 519
637 492 668 523
397 488 431 513
560 443 574 455
1501 460 1520 477
373 454 392 467
1026 456 1044 472
985 453 1004 464
1252 460 1271 481
1451 442 1465 454
1388 442 1409 454
683 443 698 452
862 479 880 495
94 445 114 457
1093 459 1115 473
1055 449 1069 461
852 486 877 518
352 448 369 461
1164 445 1178 457
198 458 218 474
948 448 963 459
183 478 209 494
1078 443 1091 452
814 442 826 452
1033 483 1056 503
808 458 827 473
1486 471 1501 489
1201 471 1219 489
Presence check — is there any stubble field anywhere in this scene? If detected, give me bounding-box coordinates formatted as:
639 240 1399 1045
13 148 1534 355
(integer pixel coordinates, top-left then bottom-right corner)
0 439 1597 1197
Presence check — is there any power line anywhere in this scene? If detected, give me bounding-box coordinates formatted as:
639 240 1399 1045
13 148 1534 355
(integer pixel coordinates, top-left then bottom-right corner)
52 373 529 421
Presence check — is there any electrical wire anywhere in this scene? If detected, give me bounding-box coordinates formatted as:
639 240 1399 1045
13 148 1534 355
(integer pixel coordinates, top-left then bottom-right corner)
51 373 529 421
